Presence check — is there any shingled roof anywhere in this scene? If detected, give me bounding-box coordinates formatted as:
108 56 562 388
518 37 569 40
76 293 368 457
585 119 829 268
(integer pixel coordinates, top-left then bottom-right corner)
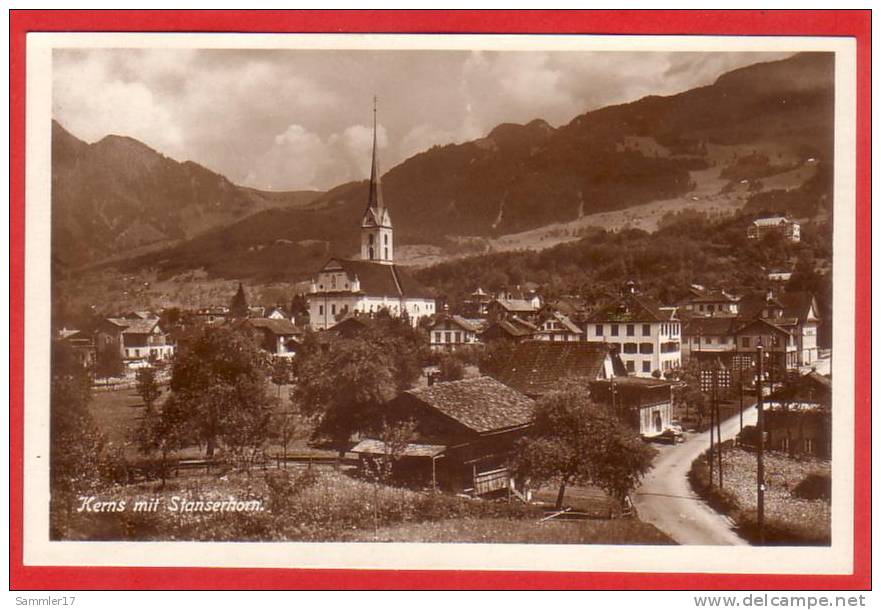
322 258 434 299
106 318 160 335
683 317 739 337
587 294 677 324
404 376 535 434
246 318 300 336
485 341 623 397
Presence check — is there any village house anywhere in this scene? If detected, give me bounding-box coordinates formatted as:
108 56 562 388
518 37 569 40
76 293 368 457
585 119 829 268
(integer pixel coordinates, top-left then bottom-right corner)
484 341 673 439
585 284 681 377
307 105 435 330
95 315 175 362
534 310 583 342
428 314 483 352
767 267 794 283
486 297 541 323
57 328 96 369
479 316 538 344
765 371 831 458
192 306 229 326
681 317 740 369
747 216 801 243
740 290 821 366
243 318 300 358
484 341 625 399
495 284 542 309
589 377 675 439
461 287 494 319
733 317 798 375
677 285 740 318
351 376 535 495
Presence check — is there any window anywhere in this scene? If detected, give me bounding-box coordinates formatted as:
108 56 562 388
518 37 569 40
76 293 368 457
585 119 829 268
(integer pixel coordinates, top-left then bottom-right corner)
804 438 815 454
623 343 637 354
369 247 374 260
610 324 619 337
642 361 651 373
595 324 603 336
780 438 790 452
134 349 140 357
445 332 452 343
642 324 651 336
626 324 635 336
384 234 388 245
742 337 751 348
434 332 441 343
455 331 462 343
626 361 635 373
319 305 324 315
369 234 374 245
384 247 389 260
639 343 653 354
331 304 336 315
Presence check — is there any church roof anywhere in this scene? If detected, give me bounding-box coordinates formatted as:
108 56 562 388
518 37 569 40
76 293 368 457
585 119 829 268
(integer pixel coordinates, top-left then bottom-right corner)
323 258 434 299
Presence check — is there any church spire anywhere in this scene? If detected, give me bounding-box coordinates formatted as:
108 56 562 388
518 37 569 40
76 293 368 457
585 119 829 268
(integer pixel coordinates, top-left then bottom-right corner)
366 95 384 213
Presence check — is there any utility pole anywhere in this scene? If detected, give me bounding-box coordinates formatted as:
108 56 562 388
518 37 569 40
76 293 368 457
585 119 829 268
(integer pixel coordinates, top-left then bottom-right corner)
756 342 766 545
702 364 714 487
714 358 723 488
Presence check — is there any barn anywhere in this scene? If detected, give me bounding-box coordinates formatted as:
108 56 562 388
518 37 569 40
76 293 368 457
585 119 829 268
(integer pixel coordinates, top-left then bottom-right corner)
352 376 535 496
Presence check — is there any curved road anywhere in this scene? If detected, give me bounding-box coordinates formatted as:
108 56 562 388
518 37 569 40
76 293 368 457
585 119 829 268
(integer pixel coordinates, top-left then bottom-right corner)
632 405 758 545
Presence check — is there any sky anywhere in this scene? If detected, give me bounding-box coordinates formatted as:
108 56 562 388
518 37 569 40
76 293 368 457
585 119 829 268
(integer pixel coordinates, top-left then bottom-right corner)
53 48 794 192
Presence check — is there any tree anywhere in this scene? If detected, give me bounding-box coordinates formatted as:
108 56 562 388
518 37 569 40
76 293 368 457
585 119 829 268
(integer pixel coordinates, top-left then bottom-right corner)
164 326 272 460
361 418 418 538
292 337 399 454
136 366 162 415
50 341 110 536
437 354 465 382
514 385 655 509
270 358 290 400
95 346 124 379
229 282 249 319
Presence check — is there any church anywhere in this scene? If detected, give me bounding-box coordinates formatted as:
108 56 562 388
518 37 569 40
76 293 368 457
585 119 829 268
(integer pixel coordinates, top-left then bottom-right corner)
307 104 436 331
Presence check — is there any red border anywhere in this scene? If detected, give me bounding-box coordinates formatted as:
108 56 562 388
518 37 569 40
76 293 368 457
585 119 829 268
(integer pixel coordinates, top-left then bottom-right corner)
9 10 871 590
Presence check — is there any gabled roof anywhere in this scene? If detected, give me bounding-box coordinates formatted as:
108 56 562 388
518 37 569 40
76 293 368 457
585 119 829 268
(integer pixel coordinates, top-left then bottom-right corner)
683 317 739 337
492 298 539 313
404 376 535 434
780 291 820 322
246 317 300 336
481 317 537 339
752 216 796 227
106 318 160 335
429 314 481 333
587 294 677 323
485 341 623 397
321 258 434 299
734 317 792 336
539 311 583 334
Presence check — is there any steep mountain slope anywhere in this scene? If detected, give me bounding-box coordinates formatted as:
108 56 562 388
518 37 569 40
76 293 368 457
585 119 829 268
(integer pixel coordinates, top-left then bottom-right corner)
51 121 322 269
80 52 832 283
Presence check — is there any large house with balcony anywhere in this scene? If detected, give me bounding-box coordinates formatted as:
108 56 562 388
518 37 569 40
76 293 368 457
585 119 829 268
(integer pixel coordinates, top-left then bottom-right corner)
585 288 681 377
677 285 741 318
534 310 583 342
307 105 435 330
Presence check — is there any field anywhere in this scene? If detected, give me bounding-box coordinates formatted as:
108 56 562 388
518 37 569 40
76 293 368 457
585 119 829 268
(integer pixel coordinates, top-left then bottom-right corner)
689 445 831 545
90 382 328 461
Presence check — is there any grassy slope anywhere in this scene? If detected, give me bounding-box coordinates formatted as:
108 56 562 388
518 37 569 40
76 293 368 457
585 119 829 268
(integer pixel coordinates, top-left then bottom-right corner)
343 517 674 544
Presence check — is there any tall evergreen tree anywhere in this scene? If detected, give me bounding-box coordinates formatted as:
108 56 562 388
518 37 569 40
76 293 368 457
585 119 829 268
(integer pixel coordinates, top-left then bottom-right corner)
230 282 249 318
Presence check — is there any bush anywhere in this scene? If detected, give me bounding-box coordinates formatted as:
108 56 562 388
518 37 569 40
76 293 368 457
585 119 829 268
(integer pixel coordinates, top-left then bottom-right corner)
792 472 831 501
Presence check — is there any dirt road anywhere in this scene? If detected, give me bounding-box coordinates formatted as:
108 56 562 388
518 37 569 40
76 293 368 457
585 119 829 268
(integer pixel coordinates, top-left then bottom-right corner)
632 406 758 545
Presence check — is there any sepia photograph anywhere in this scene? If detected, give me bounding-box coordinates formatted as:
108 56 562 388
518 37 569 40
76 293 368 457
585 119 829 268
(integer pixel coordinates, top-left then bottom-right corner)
15 23 863 581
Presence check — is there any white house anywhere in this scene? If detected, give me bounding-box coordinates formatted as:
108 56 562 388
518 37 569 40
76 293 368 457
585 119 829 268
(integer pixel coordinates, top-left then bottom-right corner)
747 216 801 243
428 315 483 352
585 287 681 377
308 104 435 330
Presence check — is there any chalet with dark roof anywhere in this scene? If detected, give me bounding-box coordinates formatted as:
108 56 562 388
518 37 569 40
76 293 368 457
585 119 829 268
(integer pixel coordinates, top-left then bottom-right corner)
480 316 538 344
765 371 831 458
96 315 174 362
243 317 300 358
535 310 583 343
589 376 675 439
353 376 535 495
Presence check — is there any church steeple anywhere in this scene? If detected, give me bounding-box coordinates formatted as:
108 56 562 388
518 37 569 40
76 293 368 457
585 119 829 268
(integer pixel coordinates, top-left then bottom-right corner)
366 95 384 214
360 96 394 264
